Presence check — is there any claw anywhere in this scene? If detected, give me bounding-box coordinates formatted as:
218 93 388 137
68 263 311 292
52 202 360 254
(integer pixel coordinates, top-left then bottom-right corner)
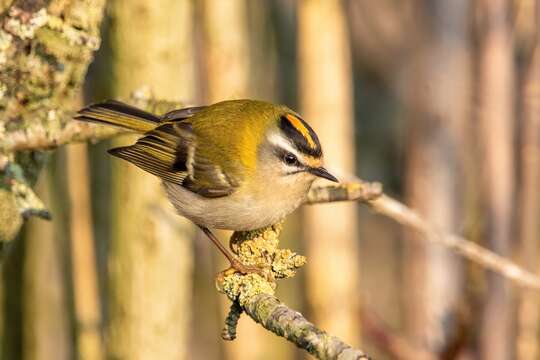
230 258 265 276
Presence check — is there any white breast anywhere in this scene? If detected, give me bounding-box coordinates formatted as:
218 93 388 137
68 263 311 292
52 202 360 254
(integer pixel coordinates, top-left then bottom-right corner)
163 178 312 231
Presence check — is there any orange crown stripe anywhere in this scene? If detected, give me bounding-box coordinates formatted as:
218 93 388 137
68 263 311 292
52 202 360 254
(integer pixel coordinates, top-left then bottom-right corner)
285 114 316 149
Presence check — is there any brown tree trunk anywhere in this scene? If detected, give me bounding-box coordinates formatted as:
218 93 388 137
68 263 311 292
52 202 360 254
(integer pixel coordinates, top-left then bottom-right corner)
67 143 104 360
477 0 516 359
105 1 195 359
298 0 361 345
22 166 72 360
402 0 471 355
201 0 250 103
516 2 540 358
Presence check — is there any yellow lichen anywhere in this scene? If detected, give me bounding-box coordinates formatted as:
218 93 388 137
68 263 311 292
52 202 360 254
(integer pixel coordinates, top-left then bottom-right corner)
216 221 307 304
216 273 276 306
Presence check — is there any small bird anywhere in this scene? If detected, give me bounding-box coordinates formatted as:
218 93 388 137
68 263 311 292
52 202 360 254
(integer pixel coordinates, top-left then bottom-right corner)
76 99 337 273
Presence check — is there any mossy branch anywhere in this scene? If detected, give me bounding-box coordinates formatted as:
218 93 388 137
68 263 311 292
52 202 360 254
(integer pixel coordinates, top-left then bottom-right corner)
0 85 185 242
0 0 107 243
215 223 370 360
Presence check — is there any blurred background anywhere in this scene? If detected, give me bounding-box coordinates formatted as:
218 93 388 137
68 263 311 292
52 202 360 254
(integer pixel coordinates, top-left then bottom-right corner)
2 0 540 359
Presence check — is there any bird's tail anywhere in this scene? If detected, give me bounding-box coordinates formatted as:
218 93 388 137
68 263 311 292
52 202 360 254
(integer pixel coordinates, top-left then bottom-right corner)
75 100 160 133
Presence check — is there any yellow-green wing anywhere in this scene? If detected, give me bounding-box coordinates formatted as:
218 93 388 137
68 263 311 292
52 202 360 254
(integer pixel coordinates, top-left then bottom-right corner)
109 122 191 184
109 120 238 198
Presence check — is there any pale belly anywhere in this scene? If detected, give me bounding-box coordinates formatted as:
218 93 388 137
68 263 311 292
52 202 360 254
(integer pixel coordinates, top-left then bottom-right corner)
163 181 310 230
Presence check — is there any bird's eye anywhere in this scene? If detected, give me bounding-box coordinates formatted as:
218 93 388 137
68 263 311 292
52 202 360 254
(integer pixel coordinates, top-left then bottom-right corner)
283 153 299 166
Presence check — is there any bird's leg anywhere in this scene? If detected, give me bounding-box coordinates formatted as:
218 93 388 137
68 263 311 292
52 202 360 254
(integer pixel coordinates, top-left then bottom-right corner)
198 225 263 275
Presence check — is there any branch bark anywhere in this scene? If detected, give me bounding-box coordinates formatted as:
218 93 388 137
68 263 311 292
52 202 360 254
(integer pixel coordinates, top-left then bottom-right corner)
104 0 196 358
298 0 361 343
243 294 369 360
215 223 370 360
0 0 107 243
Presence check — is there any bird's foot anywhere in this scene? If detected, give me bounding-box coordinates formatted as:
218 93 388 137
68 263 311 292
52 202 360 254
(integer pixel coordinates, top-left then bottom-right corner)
229 257 266 277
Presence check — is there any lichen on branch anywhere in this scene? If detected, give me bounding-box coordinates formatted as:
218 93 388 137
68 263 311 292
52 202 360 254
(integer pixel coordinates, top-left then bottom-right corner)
214 222 369 360
215 222 306 305
0 0 107 244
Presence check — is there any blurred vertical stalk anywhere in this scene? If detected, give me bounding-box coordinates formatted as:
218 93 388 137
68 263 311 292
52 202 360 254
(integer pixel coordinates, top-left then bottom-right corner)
22 164 72 360
66 143 104 360
516 1 540 359
298 0 360 345
202 0 250 102
402 0 470 355
201 1 286 359
1 235 24 359
105 1 195 359
477 0 516 359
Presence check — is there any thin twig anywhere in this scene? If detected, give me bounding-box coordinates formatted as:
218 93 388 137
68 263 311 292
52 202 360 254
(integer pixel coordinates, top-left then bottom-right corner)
221 301 243 341
306 182 540 290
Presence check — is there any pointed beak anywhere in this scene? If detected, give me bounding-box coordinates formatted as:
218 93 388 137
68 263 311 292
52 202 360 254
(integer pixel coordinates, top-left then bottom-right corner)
308 167 339 183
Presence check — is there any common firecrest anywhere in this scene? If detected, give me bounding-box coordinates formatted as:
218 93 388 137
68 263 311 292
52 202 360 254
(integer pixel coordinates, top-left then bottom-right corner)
76 99 337 273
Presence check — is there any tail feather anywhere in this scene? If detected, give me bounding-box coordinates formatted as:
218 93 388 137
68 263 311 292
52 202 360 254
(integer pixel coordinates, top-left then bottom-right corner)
108 145 187 184
75 100 160 133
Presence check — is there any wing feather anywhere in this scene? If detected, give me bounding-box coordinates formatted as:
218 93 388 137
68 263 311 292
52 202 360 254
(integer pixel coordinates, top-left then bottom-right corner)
108 118 239 198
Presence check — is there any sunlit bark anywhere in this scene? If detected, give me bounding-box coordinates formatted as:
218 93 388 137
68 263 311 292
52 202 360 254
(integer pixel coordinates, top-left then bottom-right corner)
23 168 72 360
105 1 195 359
67 143 104 360
516 1 540 358
477 0 516 359
299 0 361 346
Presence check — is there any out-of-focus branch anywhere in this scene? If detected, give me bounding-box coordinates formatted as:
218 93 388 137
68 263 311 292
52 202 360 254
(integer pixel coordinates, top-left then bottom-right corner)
306 182 540 290
1 120 123 154
0 91 185 245
0 0 107 243
0 94 186 155
216 223 370 360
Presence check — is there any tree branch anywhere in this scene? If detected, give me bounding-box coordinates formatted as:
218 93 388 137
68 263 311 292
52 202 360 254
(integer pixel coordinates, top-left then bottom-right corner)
1 119 123 153
0 93 186 155
0 0 107 242
306 182 540 290
215 223 370 360
243 293 370 360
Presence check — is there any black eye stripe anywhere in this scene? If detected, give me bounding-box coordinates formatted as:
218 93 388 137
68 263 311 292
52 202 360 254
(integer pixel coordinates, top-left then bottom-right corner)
279 115 322 158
